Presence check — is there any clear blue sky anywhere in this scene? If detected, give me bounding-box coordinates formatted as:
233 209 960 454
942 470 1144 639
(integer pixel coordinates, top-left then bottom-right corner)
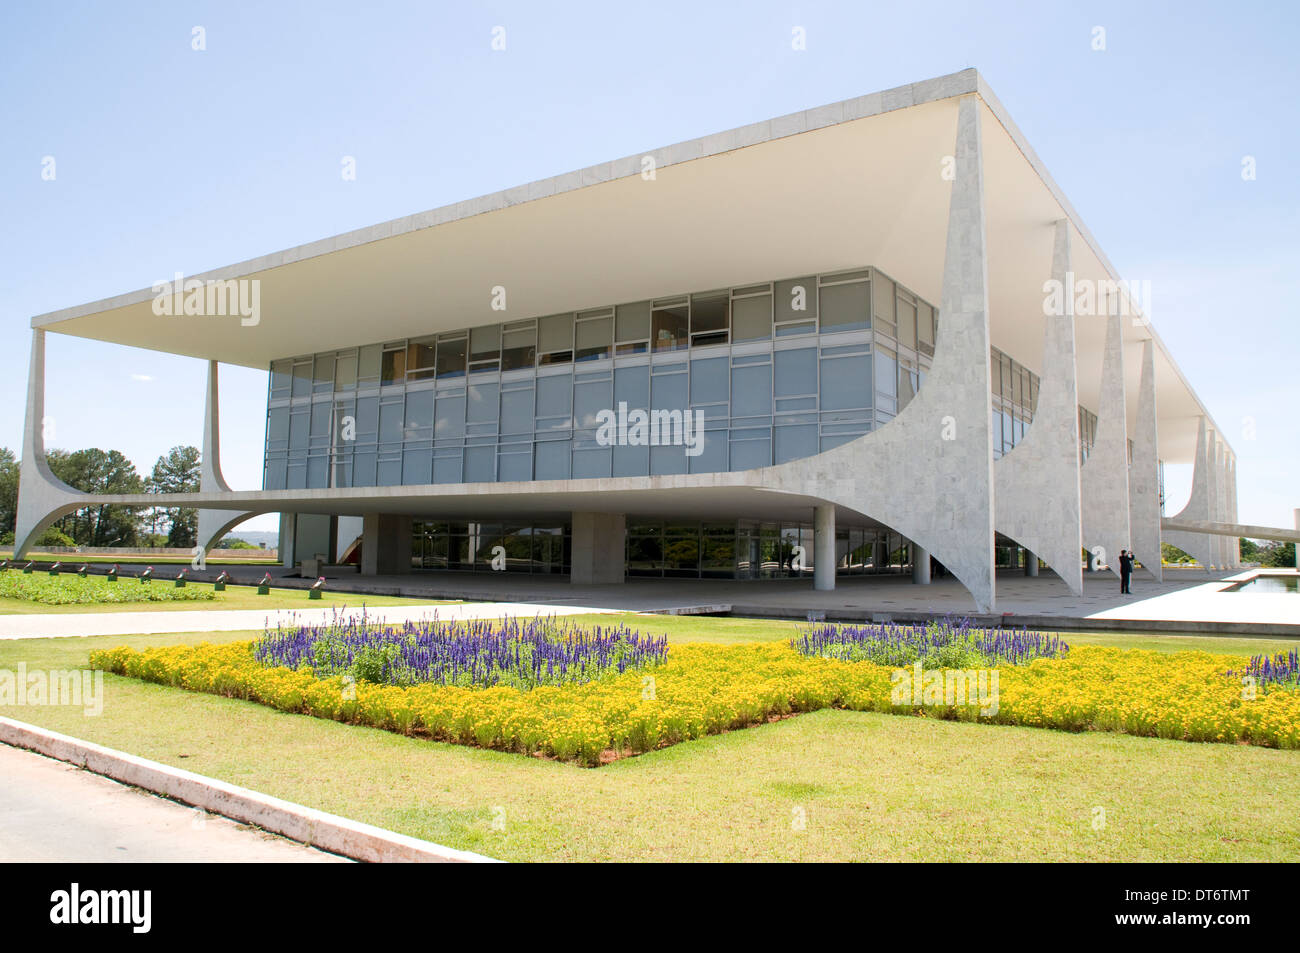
2 0 1296 534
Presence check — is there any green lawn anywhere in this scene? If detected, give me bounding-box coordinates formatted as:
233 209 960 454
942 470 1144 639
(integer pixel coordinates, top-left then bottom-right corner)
3 621 1298 862
0 583 455 615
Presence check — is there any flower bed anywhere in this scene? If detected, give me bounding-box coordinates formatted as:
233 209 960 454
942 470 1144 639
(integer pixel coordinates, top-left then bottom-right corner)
795 618 1069 667
90 629 1300 765
255 613 668 689
0 572 216 605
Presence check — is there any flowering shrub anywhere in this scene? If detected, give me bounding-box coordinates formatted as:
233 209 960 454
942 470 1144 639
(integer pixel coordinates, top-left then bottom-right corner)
255 613 668 690
89 641 1300 766
0 572 215 605
1231 649 1300 692
795 618 1068 668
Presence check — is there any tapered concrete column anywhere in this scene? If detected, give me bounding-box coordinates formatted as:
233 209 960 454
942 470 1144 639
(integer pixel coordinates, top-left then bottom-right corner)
994 219 1083 595
1024 550 1039 576
1080 310 1131 580
1164 417 1217 571
765 96 997 611
911 542 931 584
813 505 835 591
360 513 413 575
1214 441 1230 570
13 330 86 557
196 360 257 554
571 512 625 584
1227 456 1239 567
281 513 298 569
1128 340 1163 581
1205 432 1220 569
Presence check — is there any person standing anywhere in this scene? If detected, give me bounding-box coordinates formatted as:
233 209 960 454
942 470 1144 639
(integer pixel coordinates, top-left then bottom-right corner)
1118 550 1134 595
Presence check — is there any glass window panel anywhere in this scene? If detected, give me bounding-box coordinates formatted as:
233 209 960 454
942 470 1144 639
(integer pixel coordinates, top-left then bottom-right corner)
407 337 437 379
650 444 688 476
689 357 728 405
730 363 771 417
467 382 499 425
731 294 772 342
651 370 688 414
573 379 612 430
264 455 287 490
436 337 466 378
689 430 728 474
334 352 357 391
875 348 897 399
404 390 433 439
500 387 533 434
615 365 649 409
612 444 649 477
377 454 402 486
729 439 771 471
357 345 382 384
774 348 817 398
690 293 729 346
434 394 465 439
651 305 689 352
616 301 651 343
820 281 871 332
402 449 432 484
775 278 817 323
535 374 572 420
267 406 290 449
310 400 332 439
897 296 917 349
355 395 379 440
572 447 611 478
470 325 501 362
291 361 312 398
463 445 495 483
538 314 573 354
918 302 935 346
575 316 613 362
312 355 335 393
502 327 536 370
270 361 292 398
381 348 405 384
534 440 571 480
379 399 404 443
872 274 896 327
433 453 462 484
497 449 532 482
775 423 818 465
352 451 377 486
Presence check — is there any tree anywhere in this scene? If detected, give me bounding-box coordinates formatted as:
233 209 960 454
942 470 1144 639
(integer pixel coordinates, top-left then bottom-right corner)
0 447 17 537
46 448 145 546
1239 538 1261 562
1261 541 1296 569
146 446 201 548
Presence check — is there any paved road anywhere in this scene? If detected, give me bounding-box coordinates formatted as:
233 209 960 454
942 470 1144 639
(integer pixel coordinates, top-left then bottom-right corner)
0 601 618 640
0 744 348 862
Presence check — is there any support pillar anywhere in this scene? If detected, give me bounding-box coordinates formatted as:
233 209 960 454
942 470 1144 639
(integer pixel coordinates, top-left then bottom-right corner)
1128 340 1163 581
570 512 625 585
1024 550 1039 577
813 505 835 590
1164 418 1216 572
993 219 1084 595
360 513 413 576
1080 309 1131 580
196 359 257 555
13 330 85 557
911 542 931 585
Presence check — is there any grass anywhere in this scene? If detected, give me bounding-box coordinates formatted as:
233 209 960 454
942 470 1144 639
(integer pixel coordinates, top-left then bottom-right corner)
0 583 456 615
3 621 1299 862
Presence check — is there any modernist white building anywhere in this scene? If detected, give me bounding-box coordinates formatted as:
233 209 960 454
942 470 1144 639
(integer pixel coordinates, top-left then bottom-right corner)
16 69 1252 611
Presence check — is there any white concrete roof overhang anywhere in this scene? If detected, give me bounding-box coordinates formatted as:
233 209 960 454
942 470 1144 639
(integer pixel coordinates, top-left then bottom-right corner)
31 69 1223 463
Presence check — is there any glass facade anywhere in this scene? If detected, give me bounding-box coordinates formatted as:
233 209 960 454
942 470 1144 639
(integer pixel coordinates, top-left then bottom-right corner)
411 520 569 573
263 267 937 490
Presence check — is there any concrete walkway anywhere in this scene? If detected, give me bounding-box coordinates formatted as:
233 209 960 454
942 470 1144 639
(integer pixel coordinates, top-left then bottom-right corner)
0 601 619 641
0 744 347 862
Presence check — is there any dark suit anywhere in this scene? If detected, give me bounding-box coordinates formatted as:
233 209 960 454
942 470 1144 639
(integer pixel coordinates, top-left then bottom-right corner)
1119 553 1133 594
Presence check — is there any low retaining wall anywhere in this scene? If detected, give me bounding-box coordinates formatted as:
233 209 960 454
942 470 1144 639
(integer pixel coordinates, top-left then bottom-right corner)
0 717 497 863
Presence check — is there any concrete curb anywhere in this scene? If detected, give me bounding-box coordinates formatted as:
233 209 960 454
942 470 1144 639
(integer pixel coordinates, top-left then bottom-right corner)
0 717 499 864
